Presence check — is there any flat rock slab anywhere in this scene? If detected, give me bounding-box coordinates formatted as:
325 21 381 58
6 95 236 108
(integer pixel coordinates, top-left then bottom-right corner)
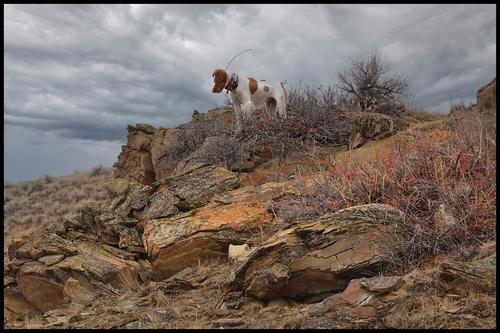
303 275 407 321
142 180 303 281
359 276 404 294
232 204 406 301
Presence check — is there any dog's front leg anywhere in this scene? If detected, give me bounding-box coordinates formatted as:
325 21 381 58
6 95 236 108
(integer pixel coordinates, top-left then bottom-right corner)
241 102 255 117
233 102 244 131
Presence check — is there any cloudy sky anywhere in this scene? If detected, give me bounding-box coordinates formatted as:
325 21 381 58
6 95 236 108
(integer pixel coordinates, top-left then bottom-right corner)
4 4 496 181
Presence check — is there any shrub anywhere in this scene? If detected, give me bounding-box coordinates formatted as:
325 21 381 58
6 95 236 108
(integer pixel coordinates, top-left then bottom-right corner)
170 84 354 170
337 52 408 116
286 108 495 270
90 164 106 177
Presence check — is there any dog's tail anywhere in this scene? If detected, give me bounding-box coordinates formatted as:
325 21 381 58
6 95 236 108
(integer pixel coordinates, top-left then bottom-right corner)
280 80 288 104
280 80 288 118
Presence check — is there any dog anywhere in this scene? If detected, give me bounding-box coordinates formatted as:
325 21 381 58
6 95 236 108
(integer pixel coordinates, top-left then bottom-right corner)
211 68 288 124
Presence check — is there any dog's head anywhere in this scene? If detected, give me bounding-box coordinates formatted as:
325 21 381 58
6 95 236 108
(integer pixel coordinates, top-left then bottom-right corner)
212 68 228 93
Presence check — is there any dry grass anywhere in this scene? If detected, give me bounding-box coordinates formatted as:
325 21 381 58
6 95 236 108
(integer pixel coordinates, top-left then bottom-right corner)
400 105 442 122
3 167 114 245
384 267 496 329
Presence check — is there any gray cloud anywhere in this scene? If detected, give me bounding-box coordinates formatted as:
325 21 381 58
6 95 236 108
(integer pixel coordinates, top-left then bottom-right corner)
4 4 496 180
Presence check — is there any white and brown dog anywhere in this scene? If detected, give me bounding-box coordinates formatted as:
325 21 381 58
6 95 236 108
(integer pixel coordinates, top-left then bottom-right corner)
211 69 288 123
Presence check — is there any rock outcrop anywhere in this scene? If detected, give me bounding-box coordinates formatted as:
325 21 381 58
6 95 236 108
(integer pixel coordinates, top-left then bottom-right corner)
142 179 303 281
302 275 407 321
438 255 496 295
347 112 395 149
6 228 150 312
476 78 496 111
113 108 235 185
113 124 158 185
231 204 405 301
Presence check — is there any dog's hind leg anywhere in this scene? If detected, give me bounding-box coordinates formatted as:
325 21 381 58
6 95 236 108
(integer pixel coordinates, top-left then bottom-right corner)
265 97 277 118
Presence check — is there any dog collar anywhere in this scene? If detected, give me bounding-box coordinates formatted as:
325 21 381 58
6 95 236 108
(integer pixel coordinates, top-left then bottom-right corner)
225 73 238 92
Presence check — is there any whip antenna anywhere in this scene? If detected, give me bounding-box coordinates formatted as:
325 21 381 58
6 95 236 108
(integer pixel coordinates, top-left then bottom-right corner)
225 49 252 71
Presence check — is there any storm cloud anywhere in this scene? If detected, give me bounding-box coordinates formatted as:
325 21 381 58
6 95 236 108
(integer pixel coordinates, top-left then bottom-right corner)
4 4 496 181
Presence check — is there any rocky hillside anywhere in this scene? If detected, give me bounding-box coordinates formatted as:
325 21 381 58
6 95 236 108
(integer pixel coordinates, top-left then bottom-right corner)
4 80 496 329
4 167 114 247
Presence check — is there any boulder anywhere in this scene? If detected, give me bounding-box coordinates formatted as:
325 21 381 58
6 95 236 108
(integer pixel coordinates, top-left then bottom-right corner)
149 128 185 181
302 275 407 321
438 254 496 294
228 244 252 263
113 124 157 185
231 203 405 301
142 179 304 281
143 190 180 220
476 78 496 111
347 112 395 149
114 108 235 185
7 228 150 312
153 163 240 210
63 277 95 303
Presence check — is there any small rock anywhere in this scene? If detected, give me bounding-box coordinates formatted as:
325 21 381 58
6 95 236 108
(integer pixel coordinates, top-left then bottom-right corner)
444 307 461 314
135 123 156 134
433 204 458 233
359 276 405 294
228 244 252 263
462 314 476 320
156 306 181 321
259 306 282 314
63 277 95 303
159 278 195 292
169 267 193 280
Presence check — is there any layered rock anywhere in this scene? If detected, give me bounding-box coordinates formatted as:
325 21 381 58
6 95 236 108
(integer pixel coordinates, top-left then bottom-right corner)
113 124 158 184
6 229 150 312
476 78 496 111
114 108 235 185
231 204 405 301
153 163 240 210
142 179 304 281
302 275 407 321
438 253 496 294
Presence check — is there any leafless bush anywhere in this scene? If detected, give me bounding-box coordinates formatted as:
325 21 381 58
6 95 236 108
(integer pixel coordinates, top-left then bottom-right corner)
166 112 237 165
285 83 354 145
90 164 106 177
337 52 408 116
